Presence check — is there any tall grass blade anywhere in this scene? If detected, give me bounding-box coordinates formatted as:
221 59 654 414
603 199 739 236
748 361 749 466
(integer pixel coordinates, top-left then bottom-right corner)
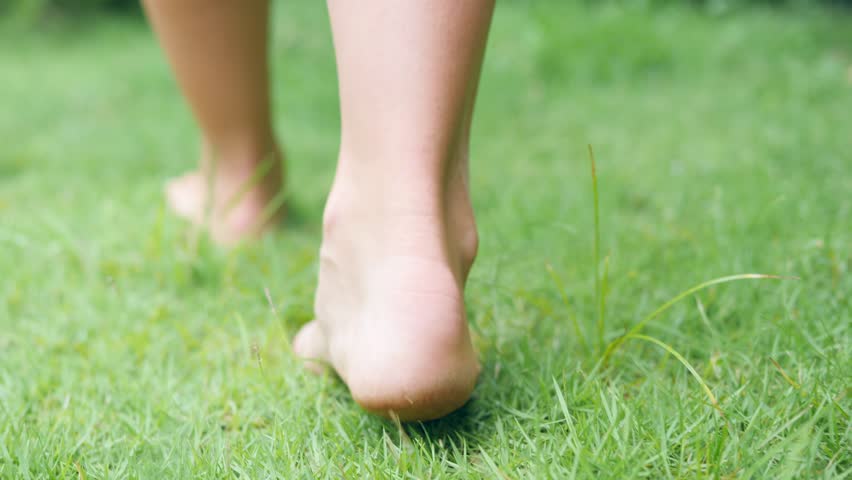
222 154 277 215
601 254 610 342
769 357 801 390
623 333 720 412
256 187 289 228
478 447 510 479
603 274 795 363
589 144 604 353
552 377 581 456
546 263 587 351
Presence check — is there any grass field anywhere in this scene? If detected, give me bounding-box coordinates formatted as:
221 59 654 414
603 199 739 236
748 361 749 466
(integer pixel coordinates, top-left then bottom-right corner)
1 1 851 478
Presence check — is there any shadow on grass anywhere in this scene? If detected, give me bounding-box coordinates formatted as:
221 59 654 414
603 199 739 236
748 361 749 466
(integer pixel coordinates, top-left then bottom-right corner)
409 398 487 445
398 361 515 454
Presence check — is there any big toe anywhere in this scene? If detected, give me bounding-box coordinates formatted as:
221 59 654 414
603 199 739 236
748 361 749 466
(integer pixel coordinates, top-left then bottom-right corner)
292 320 330 374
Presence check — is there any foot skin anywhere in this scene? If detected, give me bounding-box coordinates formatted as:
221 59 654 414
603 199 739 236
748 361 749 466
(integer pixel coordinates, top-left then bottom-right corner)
165 151 285 245
293 160 481 422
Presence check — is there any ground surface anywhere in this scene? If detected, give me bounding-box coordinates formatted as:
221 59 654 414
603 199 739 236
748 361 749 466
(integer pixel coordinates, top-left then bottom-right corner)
1 2 850 478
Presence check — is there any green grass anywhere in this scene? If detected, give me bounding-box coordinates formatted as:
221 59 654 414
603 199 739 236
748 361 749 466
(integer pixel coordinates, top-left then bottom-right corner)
1 2 851 478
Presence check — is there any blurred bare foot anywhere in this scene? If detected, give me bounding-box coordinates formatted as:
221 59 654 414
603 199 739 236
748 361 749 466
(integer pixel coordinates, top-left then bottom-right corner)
165 148 284 245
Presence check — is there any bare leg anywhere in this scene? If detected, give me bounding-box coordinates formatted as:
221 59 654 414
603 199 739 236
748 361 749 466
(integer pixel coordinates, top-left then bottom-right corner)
142 0 284 245
293 0 494 421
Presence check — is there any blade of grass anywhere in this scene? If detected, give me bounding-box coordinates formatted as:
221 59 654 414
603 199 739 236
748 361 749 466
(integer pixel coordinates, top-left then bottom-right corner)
74 461 86 480
601 254 610 343
221 154 277 215
743 403 823 479
623 333 720 412
769 357 801 390
589 144 604 353
545 263 587 352
694 296 718 337
602 273 795 363
387 410 412 451
552 377 581 457
255 187 289 228
478 447 511 480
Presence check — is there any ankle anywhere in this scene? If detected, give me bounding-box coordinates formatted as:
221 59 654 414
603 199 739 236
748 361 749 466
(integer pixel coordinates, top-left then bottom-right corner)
322 194 447 263
321 173 478 282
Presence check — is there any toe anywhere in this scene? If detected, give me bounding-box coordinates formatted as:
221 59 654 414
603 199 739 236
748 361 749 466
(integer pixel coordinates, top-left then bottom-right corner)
292 320 330 374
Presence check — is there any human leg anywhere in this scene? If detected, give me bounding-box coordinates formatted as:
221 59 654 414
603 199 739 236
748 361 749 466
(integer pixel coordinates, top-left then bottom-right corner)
142 0 284 244
293 0 495 421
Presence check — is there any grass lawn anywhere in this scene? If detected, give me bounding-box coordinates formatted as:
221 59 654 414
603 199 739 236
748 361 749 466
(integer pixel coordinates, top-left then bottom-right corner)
1 1 851 478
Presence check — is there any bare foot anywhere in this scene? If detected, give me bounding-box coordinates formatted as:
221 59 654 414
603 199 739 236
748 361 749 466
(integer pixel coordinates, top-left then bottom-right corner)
293 157 480 421
165 149 285 245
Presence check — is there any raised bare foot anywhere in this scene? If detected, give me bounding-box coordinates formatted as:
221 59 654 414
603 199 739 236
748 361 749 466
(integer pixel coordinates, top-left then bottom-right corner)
165 148 285 245
293 156 481 421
